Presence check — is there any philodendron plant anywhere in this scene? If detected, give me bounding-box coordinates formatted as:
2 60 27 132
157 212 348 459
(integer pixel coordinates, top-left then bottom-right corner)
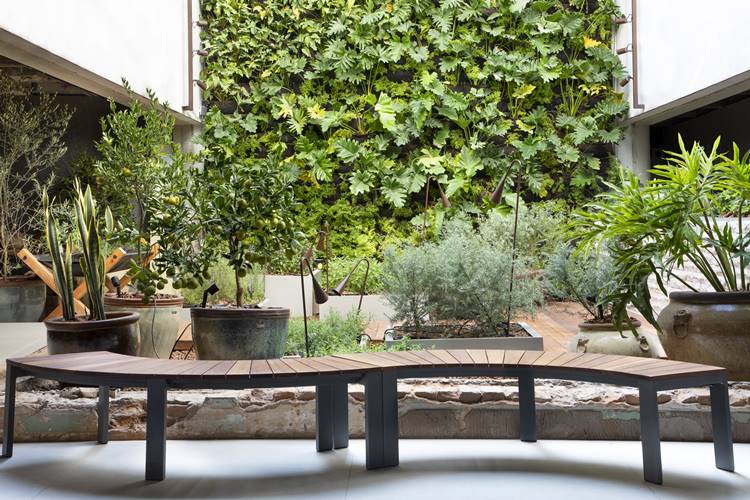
45 181 112 321
573 136 750 330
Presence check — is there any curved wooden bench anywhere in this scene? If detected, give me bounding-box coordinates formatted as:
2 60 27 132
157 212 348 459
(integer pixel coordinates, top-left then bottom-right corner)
2 350 734 485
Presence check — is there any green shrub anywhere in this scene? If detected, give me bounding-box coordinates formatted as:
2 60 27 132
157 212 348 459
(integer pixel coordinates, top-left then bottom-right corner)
285 310 368 356
544 244 616 321
478 200 569 267
327 256 385 294
180 260 264 306
382 220 543 334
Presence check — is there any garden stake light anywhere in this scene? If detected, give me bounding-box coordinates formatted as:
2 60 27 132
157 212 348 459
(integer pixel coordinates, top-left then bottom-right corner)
330 258 370 312
201 283 219 308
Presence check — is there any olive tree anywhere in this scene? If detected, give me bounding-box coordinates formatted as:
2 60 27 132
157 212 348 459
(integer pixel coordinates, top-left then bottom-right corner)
0 71 71 279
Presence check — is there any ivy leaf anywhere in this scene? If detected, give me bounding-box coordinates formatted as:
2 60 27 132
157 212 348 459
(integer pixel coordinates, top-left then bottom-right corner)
512 84 536 99
375 93 397 130
598 128 622 143
334 139 361 163
350 170 374 195
418 149 445 174
557 143 580 163
510 0 531 13
445 177 466 197
456 147 482 176
381 177 407 207
239 115 257 133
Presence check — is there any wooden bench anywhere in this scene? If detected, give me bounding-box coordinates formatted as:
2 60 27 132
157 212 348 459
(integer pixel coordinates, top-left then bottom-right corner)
2 350 734 485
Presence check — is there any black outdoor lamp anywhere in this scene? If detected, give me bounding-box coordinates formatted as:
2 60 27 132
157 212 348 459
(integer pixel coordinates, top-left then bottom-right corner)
111 276 122 298
201 283 219 308
300 255 328 357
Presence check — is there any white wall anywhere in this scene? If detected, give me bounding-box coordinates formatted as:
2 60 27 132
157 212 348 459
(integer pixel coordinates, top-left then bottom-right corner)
616 0 750 120
0 0 200 123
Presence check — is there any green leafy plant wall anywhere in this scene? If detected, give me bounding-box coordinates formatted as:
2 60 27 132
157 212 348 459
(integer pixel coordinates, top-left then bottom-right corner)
200 0 627 257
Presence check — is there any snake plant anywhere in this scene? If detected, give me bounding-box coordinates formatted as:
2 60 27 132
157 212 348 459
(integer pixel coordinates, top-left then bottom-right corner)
44 181 110 321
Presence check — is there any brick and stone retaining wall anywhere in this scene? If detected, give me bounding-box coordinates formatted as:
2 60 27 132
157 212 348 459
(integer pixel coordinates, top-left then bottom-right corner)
2 378 749 443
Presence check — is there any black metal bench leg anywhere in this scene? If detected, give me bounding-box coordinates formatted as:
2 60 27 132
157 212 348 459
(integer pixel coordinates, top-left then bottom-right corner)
333 381 349 449
364 370 399 469
518 371 536 442
710 381 734 472
2 362 18 458
639 382 662 484
97 386 109 444
145 379 167 481
316 383 334 452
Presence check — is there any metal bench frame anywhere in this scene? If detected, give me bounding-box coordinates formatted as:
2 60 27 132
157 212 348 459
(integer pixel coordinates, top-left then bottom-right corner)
2 355 735 485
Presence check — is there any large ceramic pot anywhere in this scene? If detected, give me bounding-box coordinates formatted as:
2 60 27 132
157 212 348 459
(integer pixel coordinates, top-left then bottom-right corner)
191 306 290 360
0 278 46 322
104 294 184 359
657 291 750 380
45 311 141 355
568 319 656 358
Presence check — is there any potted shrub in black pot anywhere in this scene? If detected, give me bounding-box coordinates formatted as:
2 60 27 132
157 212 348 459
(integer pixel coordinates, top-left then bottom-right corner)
0 71 71 322
43 183 140 355
155 109 301 360
93 84 192 358
575 136 750 379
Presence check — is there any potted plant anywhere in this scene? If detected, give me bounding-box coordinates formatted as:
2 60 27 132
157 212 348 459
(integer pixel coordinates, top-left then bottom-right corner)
43 183 140 355
575 136 750 378
382 217 544 350
0 71 71 322
93 84 190 358
545 244 655 357
157 109 301 360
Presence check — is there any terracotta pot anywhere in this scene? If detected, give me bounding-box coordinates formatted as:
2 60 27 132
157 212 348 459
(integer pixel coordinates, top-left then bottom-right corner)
104 294 184 358
657 291 750 380
0 278 46 322
191 306 289 360
569 319 655 358
44 311 141 355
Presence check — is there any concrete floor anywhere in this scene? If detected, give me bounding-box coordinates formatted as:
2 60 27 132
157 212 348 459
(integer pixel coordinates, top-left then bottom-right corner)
0 440 748 499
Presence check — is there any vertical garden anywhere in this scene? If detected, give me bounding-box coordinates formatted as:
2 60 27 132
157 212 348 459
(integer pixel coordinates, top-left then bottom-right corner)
199 0 627 261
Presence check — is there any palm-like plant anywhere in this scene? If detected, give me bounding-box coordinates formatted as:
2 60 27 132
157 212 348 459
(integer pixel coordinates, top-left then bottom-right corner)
574 136 750 330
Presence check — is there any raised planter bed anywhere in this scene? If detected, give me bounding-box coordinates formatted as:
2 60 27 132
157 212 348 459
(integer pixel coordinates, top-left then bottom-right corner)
384 321 543 350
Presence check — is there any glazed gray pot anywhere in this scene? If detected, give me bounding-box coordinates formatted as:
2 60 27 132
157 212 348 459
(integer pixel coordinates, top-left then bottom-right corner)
45 311 141 355
657 291 750 380
0 278 46 322
104 294 184 359
191 307 290 360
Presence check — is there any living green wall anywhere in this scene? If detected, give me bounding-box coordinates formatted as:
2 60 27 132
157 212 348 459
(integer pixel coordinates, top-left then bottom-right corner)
200 0 626 259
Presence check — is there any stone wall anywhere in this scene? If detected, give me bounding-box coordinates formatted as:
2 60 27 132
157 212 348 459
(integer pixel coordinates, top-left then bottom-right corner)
2 378 749 443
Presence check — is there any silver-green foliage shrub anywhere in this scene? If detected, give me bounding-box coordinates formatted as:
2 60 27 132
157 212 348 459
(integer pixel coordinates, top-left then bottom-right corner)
383 220 543 335
544 244 616 321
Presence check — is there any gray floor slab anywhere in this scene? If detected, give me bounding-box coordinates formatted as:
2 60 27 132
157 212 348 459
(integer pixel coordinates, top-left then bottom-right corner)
0 323 46 363
0 439 747 499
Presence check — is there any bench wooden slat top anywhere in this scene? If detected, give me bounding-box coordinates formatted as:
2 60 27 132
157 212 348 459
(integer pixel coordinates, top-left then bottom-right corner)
9 350 726 382
502 350 526 366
